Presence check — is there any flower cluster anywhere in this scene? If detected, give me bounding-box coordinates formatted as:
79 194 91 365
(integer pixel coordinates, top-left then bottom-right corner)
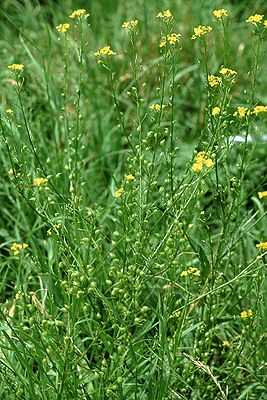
208 75 221 87
258 191 267 199
233 105 267 118
233 106 249 118
192 151 214 172
122 20 139 30
213 9 228 20
34 177 48 187
6 108 13 116
159 33 181 47
156 9 172 19
246 14 264 26
56 23 70 33
8 64 24 71
240 309 253 319
69 9 90 19
114 188 124 198
212 106 220 116
125 174 135 182
253 105 267 115
219 67 237 76
256 242 267 250
149 103 161 111
10 242 28 255
191 25 212 40
47 223 61 236
94 46 116 56
180 267 201 277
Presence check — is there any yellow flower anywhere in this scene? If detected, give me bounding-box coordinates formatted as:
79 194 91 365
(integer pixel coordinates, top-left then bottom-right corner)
222 340 230 347
188 267 201 276
149 103 161 111
256 242 267 250
114 188 124 198
252 105 267 115
168 33 181 44
213 9 228 20
241 309 253 319
69 9 90 19
192 161 203 172
258 191 267 199
15 291 22 300
33 177 48 187
156 9 172 19
122 20 139 30
219 67 237 76
160 33 181 47
94 46 116 56
233 106 249 118
264 20 267 27
193 151 214 172
125 174 135 181
8 64 24 71
10 243 28 256
56 23 70 33
204 158 214 168
159 39 167 48
212 106 220 116
6 108 13 116
246 14 264 26
181 267 201 277
191 25 212 40
174 310 181 317
208 75 221 87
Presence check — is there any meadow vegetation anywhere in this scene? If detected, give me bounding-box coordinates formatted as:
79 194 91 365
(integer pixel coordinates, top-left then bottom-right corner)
0 0 266 399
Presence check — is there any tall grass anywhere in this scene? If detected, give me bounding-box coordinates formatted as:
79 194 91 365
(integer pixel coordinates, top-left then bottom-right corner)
0 1 266 399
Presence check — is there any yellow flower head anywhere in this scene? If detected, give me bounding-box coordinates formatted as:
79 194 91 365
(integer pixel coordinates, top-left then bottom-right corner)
8 64 24 71
233 106 249 118
208 75 221 87
252 105 267 115
94 46 116 56
204 158 214 168
156 9 172 19
191 25 212 40
219 67 237 76
222 340 230 347
56 23 70 33
69 9 90 19
241 309 253 319
34 177 48 187
125 174 135 182
122 20 139 30
256 242 267 250
149 103 161 111
6 108 14 116
213 9 228 20
212 106 220 116
181 267 201 277
193 151 214 172
258 191 267 199
114 188 124 198
246 14 264 26
264 20 267 27
10 243 28 256
160 32 181 47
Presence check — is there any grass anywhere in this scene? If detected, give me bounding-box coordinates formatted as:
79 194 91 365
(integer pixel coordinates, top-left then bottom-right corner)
0 0 266 399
